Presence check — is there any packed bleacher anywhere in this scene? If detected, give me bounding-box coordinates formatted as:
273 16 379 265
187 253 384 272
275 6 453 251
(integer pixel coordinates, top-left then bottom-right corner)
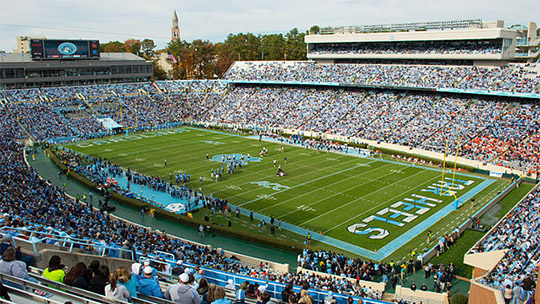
469 187 540 302
309 41 503 56
224 61 540 94
194 85 539 173
1 88 43 102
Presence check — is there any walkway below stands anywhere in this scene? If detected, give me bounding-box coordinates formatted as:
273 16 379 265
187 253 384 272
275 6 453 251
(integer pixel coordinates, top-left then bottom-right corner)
28 147 298 268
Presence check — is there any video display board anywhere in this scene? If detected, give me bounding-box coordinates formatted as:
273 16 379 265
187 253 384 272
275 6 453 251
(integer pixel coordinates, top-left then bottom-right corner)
30 39 100 59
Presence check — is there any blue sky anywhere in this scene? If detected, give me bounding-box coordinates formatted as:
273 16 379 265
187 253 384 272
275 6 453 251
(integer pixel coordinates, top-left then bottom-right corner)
0 0 538 52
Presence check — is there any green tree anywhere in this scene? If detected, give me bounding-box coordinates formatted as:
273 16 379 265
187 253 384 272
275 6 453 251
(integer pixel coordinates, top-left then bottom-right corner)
214 42 235 78
260 34 285 60
124 39 141 55
166 40 189 80
309 25 320 35
163 27 310 77
189 39 217 79
167 39 184 57
101 41 125 53
141 39 156 58
223 33 261 61
285 28 307 60
152 60 167 80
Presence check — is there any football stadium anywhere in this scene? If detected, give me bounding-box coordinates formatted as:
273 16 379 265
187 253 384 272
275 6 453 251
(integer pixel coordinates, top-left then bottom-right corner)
0 14 539 304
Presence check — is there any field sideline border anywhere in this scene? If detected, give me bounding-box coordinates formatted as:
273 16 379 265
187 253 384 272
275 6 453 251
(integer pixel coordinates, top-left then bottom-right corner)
180 127 503 260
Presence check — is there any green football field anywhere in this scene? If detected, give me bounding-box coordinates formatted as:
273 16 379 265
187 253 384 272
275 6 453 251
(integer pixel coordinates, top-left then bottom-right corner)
63 127 511 259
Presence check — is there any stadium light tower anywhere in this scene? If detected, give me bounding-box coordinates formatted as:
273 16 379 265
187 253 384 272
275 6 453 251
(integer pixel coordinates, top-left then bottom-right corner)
172 10 181 41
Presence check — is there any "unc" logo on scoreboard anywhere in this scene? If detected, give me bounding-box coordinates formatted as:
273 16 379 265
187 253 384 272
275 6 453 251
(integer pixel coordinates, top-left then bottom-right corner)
58 42 78 55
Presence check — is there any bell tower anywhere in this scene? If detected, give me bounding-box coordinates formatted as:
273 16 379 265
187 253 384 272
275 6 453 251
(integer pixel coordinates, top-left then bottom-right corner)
172 10 180 41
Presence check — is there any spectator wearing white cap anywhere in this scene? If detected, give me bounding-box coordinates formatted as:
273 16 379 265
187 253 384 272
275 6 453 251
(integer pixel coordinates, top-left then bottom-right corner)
164 272 202 304
137 266 163 298
257 283 268 297
143 260 158 277
225 279 235 290
323 291 337 304
172 260 184 276
131 263 143 281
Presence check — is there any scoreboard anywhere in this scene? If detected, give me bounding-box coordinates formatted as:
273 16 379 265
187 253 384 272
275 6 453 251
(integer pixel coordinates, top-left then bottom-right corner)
30 39 100 60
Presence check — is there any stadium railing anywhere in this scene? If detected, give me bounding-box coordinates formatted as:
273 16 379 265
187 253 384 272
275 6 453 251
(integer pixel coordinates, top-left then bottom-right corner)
0 272 106 304
202 267 389 304
393 285 447 304
29 267 175 304
1 227 135 260
296 267 386 296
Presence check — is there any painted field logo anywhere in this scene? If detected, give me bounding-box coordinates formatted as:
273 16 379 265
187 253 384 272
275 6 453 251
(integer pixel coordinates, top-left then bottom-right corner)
297 205 316 212
251 181 290 191
210 154 261 165
257 194 277 200
165 203 186 213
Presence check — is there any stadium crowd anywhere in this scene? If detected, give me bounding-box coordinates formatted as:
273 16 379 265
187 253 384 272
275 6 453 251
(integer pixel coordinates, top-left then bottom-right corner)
469 187 540 302
224 61 540 94
199 85 539 173
309 42 502 56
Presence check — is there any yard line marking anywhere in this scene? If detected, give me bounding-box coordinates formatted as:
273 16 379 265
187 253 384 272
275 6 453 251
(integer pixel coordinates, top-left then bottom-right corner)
270 162 396 216
225 156 365 200
305 169 428 229
113 130 356 185
237 159 379 207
